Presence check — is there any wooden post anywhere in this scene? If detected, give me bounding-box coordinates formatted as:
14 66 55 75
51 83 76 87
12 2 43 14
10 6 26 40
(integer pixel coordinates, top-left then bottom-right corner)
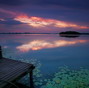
0 46 2 59
29 66 35 88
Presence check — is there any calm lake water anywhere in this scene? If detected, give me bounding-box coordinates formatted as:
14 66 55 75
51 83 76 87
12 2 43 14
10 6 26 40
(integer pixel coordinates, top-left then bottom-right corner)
0 34 89 88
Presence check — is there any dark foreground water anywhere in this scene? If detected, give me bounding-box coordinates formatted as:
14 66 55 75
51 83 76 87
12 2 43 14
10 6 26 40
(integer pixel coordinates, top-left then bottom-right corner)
0 34 89 88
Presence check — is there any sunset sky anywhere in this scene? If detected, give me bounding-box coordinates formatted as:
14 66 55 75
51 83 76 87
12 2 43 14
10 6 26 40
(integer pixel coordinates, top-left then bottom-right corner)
0 0 89 33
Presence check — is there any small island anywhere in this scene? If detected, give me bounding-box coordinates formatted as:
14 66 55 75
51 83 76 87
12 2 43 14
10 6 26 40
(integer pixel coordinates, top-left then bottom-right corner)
60 31 80 34
59 31 80 38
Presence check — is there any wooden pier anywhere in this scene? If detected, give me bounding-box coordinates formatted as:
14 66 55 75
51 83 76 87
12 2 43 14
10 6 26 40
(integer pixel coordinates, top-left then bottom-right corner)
0 46 35 88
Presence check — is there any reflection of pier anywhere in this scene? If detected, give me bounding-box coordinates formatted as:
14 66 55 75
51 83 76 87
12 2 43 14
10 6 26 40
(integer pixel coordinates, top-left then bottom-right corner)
0 46 35 88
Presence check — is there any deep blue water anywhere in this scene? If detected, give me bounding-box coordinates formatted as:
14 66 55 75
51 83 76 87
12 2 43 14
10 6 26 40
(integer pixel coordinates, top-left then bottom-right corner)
0 34 89 87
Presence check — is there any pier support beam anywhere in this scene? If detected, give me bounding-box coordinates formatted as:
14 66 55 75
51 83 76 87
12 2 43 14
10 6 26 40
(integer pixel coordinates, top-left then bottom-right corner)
29 66 35 88
0 46 2 59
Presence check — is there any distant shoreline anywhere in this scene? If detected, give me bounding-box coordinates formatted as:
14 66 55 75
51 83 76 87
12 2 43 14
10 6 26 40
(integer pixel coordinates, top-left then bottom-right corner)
0 33 58 34
0 33 89 35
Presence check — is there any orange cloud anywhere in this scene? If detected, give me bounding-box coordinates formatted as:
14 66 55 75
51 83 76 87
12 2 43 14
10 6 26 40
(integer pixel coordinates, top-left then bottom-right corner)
14 15 89 29
16 40 87 52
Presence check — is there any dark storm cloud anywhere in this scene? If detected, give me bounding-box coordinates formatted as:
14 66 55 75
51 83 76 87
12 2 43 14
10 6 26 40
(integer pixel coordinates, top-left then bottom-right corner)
0 18 22 25
0 0 21 6
0 0 89 9
37 0 89 9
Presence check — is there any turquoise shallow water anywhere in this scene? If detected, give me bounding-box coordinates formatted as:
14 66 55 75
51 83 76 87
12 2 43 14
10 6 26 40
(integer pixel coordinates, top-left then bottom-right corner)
0 34 89 88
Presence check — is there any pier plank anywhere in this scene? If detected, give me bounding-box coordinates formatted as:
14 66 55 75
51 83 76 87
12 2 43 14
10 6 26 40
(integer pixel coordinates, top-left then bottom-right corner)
0 46 35 88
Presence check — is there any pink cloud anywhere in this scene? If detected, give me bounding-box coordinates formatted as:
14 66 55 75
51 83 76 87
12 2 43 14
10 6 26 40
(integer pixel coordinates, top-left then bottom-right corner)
0 8 16 16
0 18 5 21
14 15 89 29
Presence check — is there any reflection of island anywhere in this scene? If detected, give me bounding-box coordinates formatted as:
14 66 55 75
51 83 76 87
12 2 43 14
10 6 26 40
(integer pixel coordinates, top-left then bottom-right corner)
59 31 80 38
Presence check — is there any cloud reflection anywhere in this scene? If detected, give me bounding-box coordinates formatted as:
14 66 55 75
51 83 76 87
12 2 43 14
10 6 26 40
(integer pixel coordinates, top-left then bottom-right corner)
16 40 87 52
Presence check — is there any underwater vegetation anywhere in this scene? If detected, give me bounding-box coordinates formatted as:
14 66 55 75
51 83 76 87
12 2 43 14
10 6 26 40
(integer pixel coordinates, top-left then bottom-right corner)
19 60 89 88
41 66 89 88
3 48 89 88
